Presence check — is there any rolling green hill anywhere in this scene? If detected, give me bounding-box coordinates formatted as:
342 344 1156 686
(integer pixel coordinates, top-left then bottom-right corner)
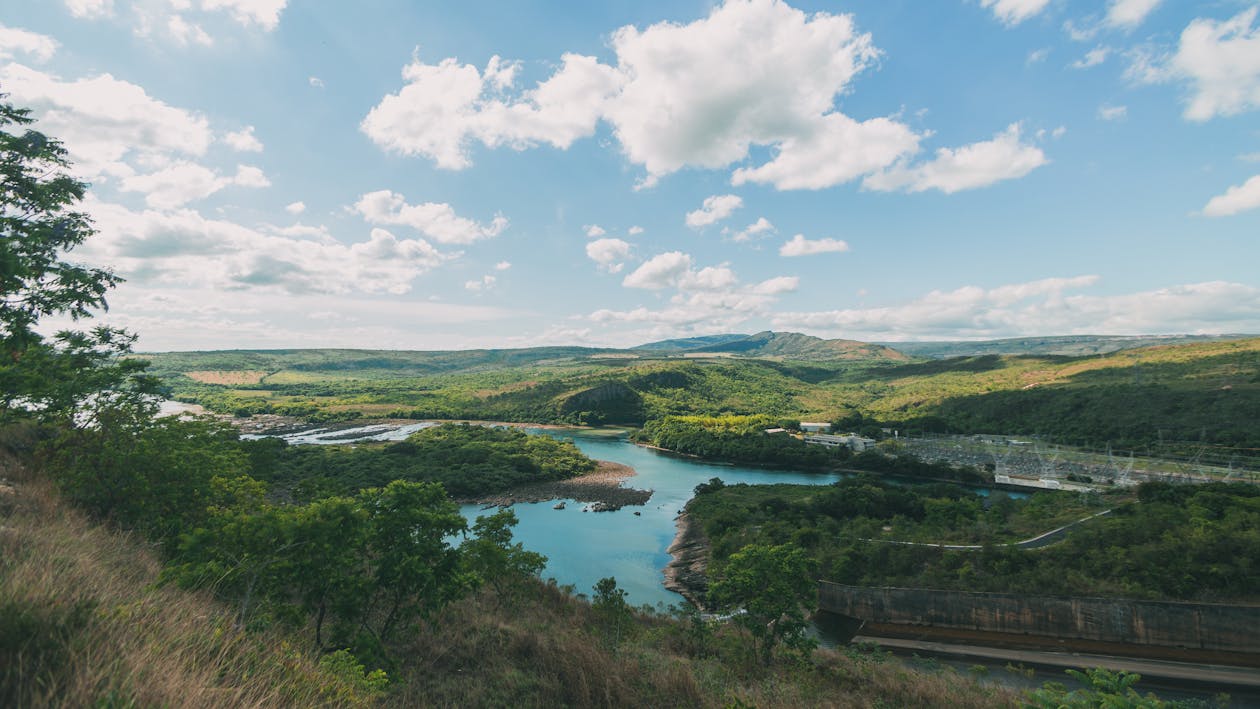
144 336 1260 454
880 334 1254 359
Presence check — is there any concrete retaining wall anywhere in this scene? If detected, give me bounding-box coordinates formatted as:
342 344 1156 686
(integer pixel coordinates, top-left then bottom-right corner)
818 582 1260 654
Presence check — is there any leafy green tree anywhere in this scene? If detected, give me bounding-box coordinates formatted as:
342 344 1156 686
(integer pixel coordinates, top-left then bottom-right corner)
591 576 633 650
460 508 546 606
1022 668 1212 708
709 543 818 665
0 95 156 425
358 480 469 641
51 415 249 544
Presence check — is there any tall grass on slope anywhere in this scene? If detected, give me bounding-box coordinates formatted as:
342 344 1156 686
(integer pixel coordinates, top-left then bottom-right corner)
0 453 374 708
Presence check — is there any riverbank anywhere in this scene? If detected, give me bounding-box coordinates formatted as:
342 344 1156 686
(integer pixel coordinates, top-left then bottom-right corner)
462 460 652 511
664 512 711 609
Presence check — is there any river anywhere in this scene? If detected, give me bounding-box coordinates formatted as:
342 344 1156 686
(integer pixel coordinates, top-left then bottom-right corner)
460 429 853 608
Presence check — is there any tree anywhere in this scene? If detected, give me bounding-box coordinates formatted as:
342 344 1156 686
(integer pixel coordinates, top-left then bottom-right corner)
460 508 546 606
0 95 157 424
591 576 633 649
708 543 818 665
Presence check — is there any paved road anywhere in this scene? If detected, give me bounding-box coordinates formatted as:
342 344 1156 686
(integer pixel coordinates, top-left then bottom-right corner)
856 635 1260 689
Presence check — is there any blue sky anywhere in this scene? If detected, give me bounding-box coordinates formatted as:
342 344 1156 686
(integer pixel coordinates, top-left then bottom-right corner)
3 0 1259 351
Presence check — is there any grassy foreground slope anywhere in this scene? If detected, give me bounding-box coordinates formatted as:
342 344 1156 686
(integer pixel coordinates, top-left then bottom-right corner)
1 447 1016 708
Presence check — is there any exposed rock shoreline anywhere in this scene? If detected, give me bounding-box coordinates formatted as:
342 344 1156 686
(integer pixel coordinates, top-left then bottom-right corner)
663 511 711 609
461 461 653 511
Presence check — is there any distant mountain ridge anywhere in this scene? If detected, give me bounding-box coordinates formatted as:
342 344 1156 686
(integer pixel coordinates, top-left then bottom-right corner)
679 331 908 361
880 334 1257 359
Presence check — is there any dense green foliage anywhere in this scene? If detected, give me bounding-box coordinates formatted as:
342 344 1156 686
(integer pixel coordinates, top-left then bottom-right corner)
149 336 1260 460
709 543 818 665
689 477 1260 602
247 423 595 501
1 97 158 426
634 415 993 484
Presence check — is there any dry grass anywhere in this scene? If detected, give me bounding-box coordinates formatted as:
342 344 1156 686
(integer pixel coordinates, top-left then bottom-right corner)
185 370 269 386
392 581 1018 708
0 440 1018 708
0 453 370 708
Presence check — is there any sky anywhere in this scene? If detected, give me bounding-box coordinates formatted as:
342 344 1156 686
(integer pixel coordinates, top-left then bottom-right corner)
2 0 1259 351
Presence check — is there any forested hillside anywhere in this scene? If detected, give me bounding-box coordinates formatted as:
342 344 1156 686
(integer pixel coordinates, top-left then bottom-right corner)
151 336 1260 452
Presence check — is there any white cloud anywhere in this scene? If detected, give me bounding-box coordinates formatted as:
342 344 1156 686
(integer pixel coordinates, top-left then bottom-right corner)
285 201 306 215
1135 8 1260 121
465 275 497 291
0 24 58 63
64 0 114 19
1107 0 1161 29
775 278 1260 339
77 198 452 296
586 238 633 273
1098 104 1128 120
750 276 799 295
584 224 606 237
980 0 1052 26
0 63 213 180
729 112 921 190
309 76 324 88
353 190 508 245
732 217 775 242
779 234 850 257
1238 152 1260 162
627 225 644 235
494 260 512 271
1202 174 1260 217
361 52 622 169
685 194 743 229
165 14 213 46
362 1 960 193
119 162 269 208
864 123 1047 194
622 251 693 290
223 125 263 152
1027 48 1050 64
1064 19 1099 42
591 252 797 337
200 0 288 31
1072 46 1111 69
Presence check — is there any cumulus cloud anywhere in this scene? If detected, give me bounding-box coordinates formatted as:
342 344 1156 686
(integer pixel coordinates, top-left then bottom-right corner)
731 217 775 242
223 125 263 152
621 251 694 290
1132 8 1260 121
685 194 743 229
363 1 1010 193
584 224 606 237
494 260 512 270
1202 174 1260 217
1107 0 1161 29
774 277 1260 339
863 123 1047 194
0 63 212 180
980 0 1052 26
119 162 269 208
627 225 644 235
590 251 798 337
77 198 451 296
309 76 324 88
779 234 850 256
586 238 633 273
285 201 306 215
361 52 622 169
0 24 58 63
353 190 508 245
